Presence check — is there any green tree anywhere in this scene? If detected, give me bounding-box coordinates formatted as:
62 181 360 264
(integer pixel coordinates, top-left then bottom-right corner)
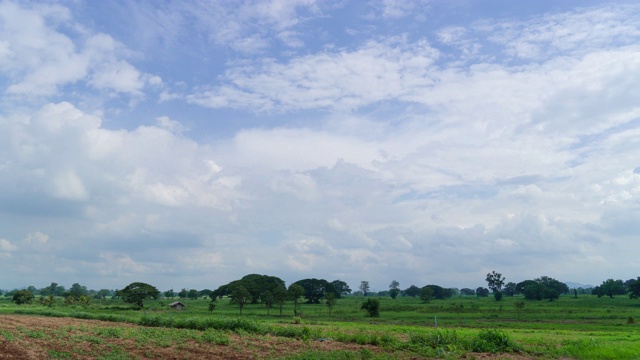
514 301 525 320
330 280 351 298
476 287 489 297
293 278 338 304
39 294 56 307
187 289 199 300
325 292 337 317
503 282 517 296
12 289 34 305
263 290 274 315
389 280 400 299
359 281 370 296
404 285 421 297
420 286 434 303
486 271 505 301
178 288 188 299
288 284 305 315
230 286 251 315
598 279 626 298
628 277 640 299
360 298 380 317
164 289 175 299
116 282 160 308
273 285 288 317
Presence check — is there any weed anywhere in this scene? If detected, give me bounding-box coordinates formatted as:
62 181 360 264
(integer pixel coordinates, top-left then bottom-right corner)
48 350 72 359
469 329 520 353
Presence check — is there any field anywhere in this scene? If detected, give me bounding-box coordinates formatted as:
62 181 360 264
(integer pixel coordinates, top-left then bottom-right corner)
1 294 639 359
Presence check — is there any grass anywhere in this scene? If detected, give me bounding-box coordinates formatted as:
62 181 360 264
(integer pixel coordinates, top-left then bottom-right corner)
1 294 640 358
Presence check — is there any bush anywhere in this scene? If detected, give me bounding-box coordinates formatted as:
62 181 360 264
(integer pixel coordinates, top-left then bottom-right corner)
469 329 520 353
361 298 380 317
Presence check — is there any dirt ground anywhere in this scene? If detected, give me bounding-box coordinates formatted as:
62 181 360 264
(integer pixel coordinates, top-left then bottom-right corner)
0 314 385 359
0 315 549 359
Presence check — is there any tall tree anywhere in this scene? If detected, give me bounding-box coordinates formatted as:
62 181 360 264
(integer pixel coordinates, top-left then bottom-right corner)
389 280 400 299
263 290 274 315
288 284 305 315
404 285 421 297
230 286 251 315
628 277 640 299
273 285 288 317
325 292 337 317
330 280 351 298
359 281 370 296
486 271 506 301
293 278 338 303
164 289 175 299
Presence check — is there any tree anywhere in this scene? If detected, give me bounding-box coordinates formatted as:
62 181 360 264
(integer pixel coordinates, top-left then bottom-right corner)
325 292 337 317
420 286 434 303
598 279 626 298
164 289 175 299
535 276 569 295
263 290 274 315
293 278 338 303
188 289 199 300
288 284 305 316
273 285 288 316
116 282 160 308
95 289 112 303
514 301 525 320
361 298 380 317
460 288 476 296
628 277 640 299
40 294 56 307
12 290 34 305
230 286 251 315
69 283 88 296
476 287 489 297
331 280 351 298
486 271 505 301
359 281 370 296
503 282 517 297
211 274 285 304
389 280 400 299
404 285 421 297
178 288 188 299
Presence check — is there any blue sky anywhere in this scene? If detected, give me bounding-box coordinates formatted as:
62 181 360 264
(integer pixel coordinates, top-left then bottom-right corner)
1 0 640 293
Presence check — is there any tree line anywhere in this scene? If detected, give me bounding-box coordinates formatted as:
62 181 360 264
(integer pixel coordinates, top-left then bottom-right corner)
5 274 640 310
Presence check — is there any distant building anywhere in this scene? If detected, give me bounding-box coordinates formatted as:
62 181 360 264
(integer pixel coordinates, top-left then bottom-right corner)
169 301 186 310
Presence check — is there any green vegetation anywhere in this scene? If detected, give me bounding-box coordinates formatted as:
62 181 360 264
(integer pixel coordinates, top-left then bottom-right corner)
2 292 639 359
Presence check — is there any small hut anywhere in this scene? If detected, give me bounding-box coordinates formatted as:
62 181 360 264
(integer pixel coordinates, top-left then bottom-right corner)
169 301 186 310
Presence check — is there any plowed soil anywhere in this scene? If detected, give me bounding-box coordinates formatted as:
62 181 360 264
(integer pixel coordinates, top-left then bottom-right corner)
0 315 380 359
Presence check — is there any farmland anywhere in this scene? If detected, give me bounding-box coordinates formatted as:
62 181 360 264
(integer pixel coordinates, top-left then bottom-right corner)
1 294 639 359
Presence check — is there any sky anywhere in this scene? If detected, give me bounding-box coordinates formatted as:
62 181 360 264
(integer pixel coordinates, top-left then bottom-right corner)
1 0 640 293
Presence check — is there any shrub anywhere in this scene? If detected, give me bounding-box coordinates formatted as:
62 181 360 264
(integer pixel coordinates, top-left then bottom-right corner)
469 329 520 353
361 298 380 317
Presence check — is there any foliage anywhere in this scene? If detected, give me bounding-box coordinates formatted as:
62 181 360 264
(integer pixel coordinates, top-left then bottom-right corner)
404 285 421 297
420 286 433 303
518 276 566 301
503 282 517 296
262 290 274 315
288 283 305 315
389 288 400 299
469 329 520 353
12 289 34 305
330 280 351 298
460 288 476 296
229 286 251 314
325 292 337 316
629 277 640 299
164 289 175 299
294 278 338 303
211 274 285 304
273 285 287 316
115 282 160 308
39 294 56 307
486 271 505 301
360 298 380 317
593 279 626 298
359 281 370 296
475 287 489 297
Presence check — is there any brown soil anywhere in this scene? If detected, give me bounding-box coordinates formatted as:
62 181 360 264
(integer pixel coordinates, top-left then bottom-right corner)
0 315 381 359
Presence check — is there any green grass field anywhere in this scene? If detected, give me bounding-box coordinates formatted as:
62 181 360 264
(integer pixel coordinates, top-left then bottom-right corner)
1 294 639 359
